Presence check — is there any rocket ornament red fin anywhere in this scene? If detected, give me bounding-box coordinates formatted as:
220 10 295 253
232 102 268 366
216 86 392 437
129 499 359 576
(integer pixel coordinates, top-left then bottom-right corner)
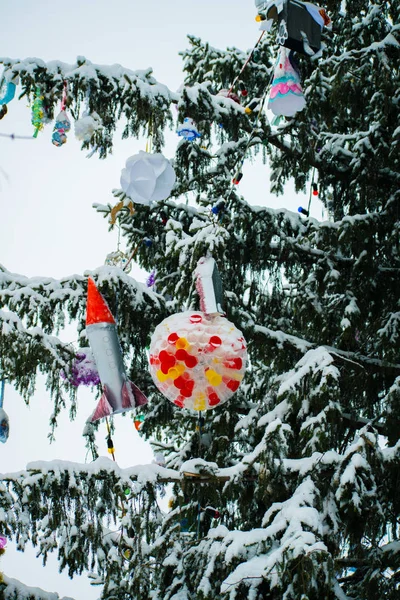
86 277 116 326
88 387 114 423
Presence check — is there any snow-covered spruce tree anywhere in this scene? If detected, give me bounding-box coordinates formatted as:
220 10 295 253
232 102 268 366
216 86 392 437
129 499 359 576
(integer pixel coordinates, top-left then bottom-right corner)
1 1 399 598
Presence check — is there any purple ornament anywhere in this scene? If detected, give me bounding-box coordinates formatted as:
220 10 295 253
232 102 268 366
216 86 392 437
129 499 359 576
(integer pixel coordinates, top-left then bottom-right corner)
0 535 7 549
146 270 156 288
61 348 100 387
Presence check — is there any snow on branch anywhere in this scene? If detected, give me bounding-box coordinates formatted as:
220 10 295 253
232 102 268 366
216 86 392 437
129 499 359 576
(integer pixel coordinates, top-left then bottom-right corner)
0 576 75 600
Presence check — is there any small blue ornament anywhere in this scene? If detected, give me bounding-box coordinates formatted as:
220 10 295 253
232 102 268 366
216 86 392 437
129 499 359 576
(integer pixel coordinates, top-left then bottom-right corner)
298 206 309 217
143 238 153 248
177 117 201 141
0 81 16 106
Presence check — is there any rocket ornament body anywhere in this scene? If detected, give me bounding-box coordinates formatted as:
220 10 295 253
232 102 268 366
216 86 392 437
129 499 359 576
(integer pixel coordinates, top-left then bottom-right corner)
85 277 147 423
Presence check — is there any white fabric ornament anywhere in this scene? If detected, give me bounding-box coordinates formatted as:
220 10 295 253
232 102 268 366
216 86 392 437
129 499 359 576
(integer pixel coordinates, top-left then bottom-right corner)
120 151 176 206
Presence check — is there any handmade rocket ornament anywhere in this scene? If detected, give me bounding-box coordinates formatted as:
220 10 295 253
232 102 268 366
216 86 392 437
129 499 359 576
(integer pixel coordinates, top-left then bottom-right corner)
85 277 147 423
0 380 9 444
195 256 224 316
268 46 306 117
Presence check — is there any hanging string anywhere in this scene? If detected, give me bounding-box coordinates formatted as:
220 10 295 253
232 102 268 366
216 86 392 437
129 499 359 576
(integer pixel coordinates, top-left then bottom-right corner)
123 241 140 273
0 380 5 409
60 81 68 112
195 411 204 539
145 117 153 154
228 31 265 96
0 132 35 140
117 221 121 252
226 69 274 206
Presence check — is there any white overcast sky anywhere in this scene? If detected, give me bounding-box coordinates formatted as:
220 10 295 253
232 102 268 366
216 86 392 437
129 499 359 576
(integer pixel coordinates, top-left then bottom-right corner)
0 1 315 597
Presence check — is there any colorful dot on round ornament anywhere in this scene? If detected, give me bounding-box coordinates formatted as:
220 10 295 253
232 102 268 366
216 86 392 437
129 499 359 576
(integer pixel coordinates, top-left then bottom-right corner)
185 354 198 368
156 369 169 382
190 314 203 324
194 394 207 411
176 348 189 361
176 337 189 350
226 379 240 392
174 397 185 408
207 388 220 407
224 357 243 370
168 332 179 344
205 369 222 386
209 336 222 348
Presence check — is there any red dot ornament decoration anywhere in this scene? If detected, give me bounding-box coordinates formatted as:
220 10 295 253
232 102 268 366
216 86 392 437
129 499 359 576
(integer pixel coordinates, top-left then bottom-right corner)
149 311 247 410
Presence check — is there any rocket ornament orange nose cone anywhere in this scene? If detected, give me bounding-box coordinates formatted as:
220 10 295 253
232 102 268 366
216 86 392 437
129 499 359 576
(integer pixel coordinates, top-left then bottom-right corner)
86 277 116 326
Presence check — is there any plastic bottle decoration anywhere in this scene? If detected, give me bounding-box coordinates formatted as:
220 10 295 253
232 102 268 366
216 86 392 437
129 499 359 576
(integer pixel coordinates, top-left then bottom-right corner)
31 87 45 138
52 111 71 147
0 380 9 444
120 151 176 206
60 348 100 387
149 311 247 411
195 256 224 316
255 0 330 55
52 81 71 147
217 89 241 104
85 277 148 422
0 78 16 120
268 46 306 117
105 249 132 274
176 118 201 141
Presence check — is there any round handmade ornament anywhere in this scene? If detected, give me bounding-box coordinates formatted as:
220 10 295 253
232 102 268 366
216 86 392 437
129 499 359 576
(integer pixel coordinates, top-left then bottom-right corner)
149 311 247 411
120 151 176 206
105 249 132 273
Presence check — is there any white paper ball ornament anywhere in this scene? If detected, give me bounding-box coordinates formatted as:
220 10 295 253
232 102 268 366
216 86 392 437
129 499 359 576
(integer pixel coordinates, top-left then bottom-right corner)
120 151 176 206
149 311 247 411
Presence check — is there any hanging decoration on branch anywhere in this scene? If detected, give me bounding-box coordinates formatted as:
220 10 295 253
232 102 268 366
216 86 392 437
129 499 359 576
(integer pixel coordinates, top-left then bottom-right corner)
0 380 9 444
120 151 176 206
85 277 148 422
149 257 247 411
0 77 16 120
216 89 241 104
61 348 100 387
196 256 224 316
134 414 145 431
31 87 45 138
105 249 132 274
149 311 247 411
52 82 71 147
255 0 331 55
176 117 201 141
268 46 305 117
